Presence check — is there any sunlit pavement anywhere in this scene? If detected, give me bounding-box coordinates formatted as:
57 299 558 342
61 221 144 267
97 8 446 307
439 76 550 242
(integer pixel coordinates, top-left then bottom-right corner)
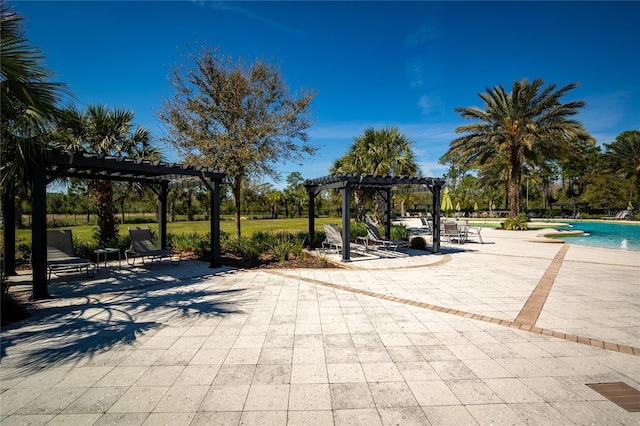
1 227 639 425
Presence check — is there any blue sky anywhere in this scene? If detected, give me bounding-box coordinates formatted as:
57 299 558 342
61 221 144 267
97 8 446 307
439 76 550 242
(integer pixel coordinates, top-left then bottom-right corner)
14 1 640 188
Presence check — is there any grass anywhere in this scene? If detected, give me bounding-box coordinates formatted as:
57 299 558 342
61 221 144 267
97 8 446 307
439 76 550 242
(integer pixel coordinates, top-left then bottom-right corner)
13 217 341 245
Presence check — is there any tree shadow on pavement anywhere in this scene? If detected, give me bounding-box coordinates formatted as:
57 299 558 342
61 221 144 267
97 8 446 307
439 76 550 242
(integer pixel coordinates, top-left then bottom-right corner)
0 265 249 377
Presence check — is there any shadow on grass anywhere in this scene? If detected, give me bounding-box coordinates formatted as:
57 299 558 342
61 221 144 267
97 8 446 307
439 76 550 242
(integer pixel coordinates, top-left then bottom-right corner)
0 263 248 377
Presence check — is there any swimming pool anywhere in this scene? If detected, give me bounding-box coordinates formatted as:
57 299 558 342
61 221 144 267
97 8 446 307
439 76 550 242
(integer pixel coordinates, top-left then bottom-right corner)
560 221 640 251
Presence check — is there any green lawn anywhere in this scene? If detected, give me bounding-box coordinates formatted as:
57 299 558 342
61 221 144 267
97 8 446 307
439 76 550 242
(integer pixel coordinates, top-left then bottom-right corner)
13 217 340 245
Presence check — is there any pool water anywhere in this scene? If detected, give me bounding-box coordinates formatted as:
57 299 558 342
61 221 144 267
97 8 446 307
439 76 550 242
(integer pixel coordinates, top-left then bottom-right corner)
561 221 640 251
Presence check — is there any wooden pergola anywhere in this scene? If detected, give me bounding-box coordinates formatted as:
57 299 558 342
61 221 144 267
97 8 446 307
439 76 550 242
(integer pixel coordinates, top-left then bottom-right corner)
2 149 225 300
304 174 446 261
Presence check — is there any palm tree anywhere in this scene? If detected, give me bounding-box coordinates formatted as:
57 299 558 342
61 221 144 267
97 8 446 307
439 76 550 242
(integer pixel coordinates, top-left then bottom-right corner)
332 127 419 176
331 127 420 221
54 105 161 246
0 3 68 216
446 78 593 217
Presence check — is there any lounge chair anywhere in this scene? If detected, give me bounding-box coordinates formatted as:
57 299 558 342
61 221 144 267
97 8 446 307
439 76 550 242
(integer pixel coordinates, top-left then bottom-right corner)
620 210 633 220
322 224 343 253
465 221 485 244
364 221 408 251
47 229 96 284
365 215 378 226
603 211 625 220
405 216 433 236
126 227 181 266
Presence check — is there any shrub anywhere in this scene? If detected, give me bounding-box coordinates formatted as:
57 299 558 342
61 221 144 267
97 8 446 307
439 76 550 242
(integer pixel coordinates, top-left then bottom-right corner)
17 241 32 262
72 236 98 259
251 231 274 249
391 224 410 240
503 213 529 231
316 253 329 266
126 216 157 224
289 234 308 261
225 236 262 260
409 236 427 250
266 233 296 264
350 222 368 242
264 232 307 264
168 232 210 256
314 230 326 248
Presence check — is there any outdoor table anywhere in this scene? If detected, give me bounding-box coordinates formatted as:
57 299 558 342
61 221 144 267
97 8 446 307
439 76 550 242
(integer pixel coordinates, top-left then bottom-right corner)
94 248 121 270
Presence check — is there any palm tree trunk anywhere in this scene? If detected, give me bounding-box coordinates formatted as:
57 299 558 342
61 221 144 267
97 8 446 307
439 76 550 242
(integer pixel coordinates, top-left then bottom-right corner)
94 179 118 246
507 147 521 217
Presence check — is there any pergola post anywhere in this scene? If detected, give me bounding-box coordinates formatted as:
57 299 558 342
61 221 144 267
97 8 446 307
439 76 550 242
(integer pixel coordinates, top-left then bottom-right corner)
31 156 49 300
384 188 391 239
308 190 316 249
209 179 221 268
432 185 441 254
158 182 168 250
341 184 351 262
2 184 17 275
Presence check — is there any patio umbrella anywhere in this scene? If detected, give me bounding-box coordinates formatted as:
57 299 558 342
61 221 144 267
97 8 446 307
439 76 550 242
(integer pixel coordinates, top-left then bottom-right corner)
455 202 461 212
628 201 634 210
474 201 478 212
441 187 453 216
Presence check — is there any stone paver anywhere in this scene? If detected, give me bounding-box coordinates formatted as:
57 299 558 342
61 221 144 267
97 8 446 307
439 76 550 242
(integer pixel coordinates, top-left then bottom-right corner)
1 227 639 424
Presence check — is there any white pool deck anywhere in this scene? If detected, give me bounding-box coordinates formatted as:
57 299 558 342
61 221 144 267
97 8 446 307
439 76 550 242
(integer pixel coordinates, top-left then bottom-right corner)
1 227 639 425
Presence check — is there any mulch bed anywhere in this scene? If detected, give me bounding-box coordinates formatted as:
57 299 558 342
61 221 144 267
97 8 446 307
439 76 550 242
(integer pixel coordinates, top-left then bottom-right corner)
214 251 340 270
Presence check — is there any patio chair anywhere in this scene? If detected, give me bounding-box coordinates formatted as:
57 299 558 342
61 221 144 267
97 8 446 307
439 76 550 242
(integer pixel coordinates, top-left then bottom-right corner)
442 221 466 244
126 227 181 266
364 221 408 251
322 224 344 253
47 229 96 284
465 221 485 244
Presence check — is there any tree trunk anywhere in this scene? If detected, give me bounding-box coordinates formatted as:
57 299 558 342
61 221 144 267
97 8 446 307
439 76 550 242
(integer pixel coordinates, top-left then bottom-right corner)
187 190 194 221
353 189 365 222
507 147 521 217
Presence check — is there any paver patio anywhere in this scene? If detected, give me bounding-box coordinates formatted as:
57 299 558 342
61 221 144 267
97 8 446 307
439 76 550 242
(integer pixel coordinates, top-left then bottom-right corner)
1 227 639 425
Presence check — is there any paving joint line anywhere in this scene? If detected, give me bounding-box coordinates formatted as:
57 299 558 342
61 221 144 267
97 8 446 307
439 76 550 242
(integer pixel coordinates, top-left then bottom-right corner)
266 267 640 357
514 244 570 327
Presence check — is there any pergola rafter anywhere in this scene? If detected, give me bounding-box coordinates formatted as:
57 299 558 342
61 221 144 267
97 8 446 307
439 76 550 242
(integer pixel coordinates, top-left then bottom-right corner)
3 149 226 300
304 173 445 262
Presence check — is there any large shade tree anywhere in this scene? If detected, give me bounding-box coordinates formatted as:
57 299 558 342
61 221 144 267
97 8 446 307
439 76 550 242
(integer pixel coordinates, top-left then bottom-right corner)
444 78 593 217
159 46 316 237
331 126 420 222
54 105 160 246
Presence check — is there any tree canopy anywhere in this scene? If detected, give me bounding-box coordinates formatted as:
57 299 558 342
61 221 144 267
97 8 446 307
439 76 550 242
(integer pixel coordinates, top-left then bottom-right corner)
159 45 316 237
